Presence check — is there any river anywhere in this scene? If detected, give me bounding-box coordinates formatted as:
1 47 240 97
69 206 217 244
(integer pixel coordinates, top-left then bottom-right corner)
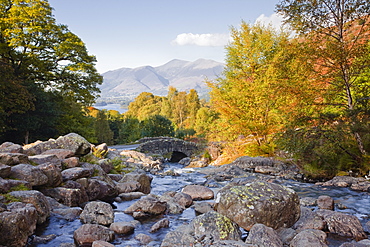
33 162 370 247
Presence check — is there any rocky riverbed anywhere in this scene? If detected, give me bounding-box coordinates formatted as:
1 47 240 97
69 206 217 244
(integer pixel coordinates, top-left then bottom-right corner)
0 133 370 247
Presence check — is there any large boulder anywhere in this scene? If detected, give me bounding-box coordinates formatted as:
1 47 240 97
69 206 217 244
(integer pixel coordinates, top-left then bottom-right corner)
290 229 328 247
245 223 283 247
62 167 94 181
317 209 367 241
0 163 11 178
80 201 114 226
0 142 23 153
0 178 31 193
10 164 48 187
110 221 135 234
0 152 29 166
23 139 58 155
9 190 51 224
41 148 75 159
41 187 88 207
74 224 114 246
182 184 214 200
215 181 300 230
28 154 61 167
0 202 38 247
192 211 241 241
38 163 63 187
293 207 325 231
84 178 118 201
56 133 91 156
118 170 152 194
124 195 167 217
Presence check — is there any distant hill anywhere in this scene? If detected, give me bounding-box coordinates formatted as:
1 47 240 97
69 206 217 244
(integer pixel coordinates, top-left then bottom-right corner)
99 59 224 99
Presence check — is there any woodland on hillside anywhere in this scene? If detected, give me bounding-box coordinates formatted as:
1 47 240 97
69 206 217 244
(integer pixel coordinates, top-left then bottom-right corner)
0 0 369 178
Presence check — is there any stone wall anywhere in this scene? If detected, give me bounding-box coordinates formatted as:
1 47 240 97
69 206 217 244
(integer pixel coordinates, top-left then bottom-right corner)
136 137 200 157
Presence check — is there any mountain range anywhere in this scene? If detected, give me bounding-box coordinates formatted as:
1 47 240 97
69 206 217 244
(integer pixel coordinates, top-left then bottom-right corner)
99 59 225 99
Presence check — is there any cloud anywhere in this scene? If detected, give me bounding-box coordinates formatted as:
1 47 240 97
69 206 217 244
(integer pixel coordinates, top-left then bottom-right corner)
254 13 285 30
172 33 230 46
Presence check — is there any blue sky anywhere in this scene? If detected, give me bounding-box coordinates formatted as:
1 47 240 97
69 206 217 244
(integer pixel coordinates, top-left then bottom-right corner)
48 0 282 73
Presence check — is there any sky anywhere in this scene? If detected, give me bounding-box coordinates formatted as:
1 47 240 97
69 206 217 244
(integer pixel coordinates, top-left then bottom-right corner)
48 0 283 73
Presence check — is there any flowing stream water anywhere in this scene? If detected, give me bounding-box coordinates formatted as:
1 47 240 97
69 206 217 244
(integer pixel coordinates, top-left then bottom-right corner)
32 162 370 247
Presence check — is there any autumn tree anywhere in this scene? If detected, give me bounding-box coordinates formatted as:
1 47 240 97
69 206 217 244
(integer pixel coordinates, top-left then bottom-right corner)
208 22 317 155
277 0 370 173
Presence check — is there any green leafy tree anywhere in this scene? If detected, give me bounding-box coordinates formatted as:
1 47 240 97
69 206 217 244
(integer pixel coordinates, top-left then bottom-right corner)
94 110 114 145
141 115 174 137
0 0 102 142
118 116 141 143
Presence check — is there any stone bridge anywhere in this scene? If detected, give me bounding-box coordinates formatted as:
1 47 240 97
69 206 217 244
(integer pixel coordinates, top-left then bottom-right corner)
136 137 201 162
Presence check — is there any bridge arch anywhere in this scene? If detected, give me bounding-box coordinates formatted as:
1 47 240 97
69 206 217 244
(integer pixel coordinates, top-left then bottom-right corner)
136 137 200 160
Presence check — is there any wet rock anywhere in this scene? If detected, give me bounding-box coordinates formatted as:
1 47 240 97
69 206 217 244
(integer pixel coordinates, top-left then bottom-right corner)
0 163 11 178
186 158 208 168
38 163 63 187
317 195 334 210
182 184 214 200
210 240 256 246
73 224 114 246
9 190 51 224
0 152 29 166
110 221 135 234
290 229 328 247
32 234 56 244
350 182 370 192
192 211 241 241
92 240 115 247
85 178 117 201
135 233 152 245
28 154 61 167
317 209 367 241
245 223 283 247
80 201 114 226
322 176 363 188
159 191 193 214
150 218 170 233
0 142 23 153
193 201 214 214
357 239 370 246
339 242 369 247
53 207 82 221
10 163 48 187
160 224 196 247
178 157 191 166
116 192 145 201
41 187 88 207
119 170 152 194
255 166 281 174
116 181 141 193
124 195 167 216
55 133 91 156
276 227 297 246
0 203 38 247
300 197 317 207
62 167 93 181
215 181 300 230
62 157 80 169
293 207 325 231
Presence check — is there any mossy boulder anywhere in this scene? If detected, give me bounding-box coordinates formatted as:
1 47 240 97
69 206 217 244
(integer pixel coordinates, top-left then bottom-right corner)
215 180 300 230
